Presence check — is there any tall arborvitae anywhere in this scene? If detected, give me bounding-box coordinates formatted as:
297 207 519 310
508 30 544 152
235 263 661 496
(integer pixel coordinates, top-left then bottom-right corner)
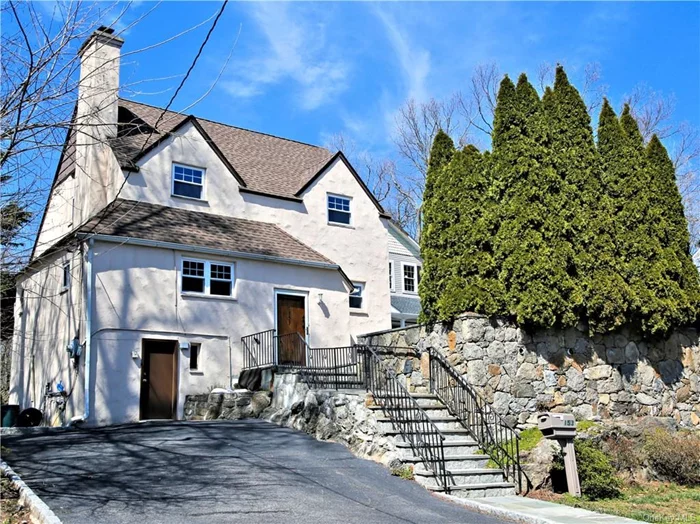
545 66 628 333
419 130 455 322
644 134 700 330
492 73 577 329
437 147 504 319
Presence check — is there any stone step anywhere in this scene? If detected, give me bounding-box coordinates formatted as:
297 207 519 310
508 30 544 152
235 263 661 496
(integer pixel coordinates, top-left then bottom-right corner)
371 392 443 408
426 482 516 498
368 405 452 418
389 428 475 442
395 439 481 456
414 467 506 487
401 454 491 469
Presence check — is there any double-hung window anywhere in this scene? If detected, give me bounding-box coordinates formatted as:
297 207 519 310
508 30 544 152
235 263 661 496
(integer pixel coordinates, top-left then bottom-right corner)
350 283 363 309
389 261 395 291
181 259 233 297
402 263 420 294
328 194 351 225
172 163 205 200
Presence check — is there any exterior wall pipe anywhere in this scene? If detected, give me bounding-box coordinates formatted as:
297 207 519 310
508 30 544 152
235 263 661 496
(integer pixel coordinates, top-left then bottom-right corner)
84 238 94 422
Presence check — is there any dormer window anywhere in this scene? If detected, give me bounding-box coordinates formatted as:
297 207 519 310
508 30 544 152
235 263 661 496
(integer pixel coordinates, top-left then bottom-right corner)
172 163 205 200
328 194 351 225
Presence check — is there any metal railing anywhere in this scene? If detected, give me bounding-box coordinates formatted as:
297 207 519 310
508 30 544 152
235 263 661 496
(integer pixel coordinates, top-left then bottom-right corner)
300 346 365 389
428 347 524 494
360 344 449 493
276 332 308 367
241 329 276 369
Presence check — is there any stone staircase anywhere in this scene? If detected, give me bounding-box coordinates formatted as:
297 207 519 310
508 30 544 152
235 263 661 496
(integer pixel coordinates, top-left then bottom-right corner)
370 392 516 498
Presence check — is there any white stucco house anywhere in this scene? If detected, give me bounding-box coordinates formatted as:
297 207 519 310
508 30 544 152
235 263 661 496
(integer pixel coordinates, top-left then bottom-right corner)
388 222 422 328
10 27 392 426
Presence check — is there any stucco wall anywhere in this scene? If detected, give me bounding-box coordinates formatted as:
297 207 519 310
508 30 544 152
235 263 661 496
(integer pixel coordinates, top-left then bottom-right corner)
361 314 700 429
10 249 86 425
88 241 353 425
119 122 391 337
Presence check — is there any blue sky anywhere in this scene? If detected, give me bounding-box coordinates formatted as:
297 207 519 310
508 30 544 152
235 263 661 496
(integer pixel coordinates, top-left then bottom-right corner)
111 1 700 160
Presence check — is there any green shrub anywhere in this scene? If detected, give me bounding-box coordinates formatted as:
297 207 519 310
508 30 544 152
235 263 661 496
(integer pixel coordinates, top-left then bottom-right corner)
644 428 700 486
390 464 414 480
601 434 645 474
553 439 622 500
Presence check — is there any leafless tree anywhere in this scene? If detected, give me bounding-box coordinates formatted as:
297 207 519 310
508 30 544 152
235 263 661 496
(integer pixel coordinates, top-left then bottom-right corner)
1 0 231 275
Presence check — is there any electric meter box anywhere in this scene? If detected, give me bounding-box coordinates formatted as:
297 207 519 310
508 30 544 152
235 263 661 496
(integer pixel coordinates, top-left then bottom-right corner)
537 412 577 439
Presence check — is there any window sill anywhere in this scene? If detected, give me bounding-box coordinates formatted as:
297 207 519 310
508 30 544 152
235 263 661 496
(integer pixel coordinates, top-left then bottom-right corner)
172 194 208 203
189 370 204 376
350 309 369 316
60 288 69 295
181 292 237 302
328 221 354 229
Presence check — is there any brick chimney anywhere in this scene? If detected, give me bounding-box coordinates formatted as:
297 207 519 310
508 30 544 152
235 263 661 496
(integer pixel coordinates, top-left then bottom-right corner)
75 26 124 222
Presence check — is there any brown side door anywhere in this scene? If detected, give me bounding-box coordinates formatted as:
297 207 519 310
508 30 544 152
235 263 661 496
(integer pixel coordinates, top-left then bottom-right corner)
276 294 306 366
140 339 178 420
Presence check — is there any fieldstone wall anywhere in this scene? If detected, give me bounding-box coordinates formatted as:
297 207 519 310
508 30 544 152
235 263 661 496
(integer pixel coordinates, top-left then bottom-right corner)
260 372 401 465
361 313 700 428
183 389 271 421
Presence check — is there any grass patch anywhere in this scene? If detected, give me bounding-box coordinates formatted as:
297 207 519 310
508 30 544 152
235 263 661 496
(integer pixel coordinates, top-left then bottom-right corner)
550 482 700 523
576 420 600 433
390 465 414 480
485 427 544 469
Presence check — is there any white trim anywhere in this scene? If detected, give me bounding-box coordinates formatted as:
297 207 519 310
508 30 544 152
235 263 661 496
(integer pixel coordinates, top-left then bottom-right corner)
401 262 418 295
327 192 352 226
273 289 309 366
171 162 206 200
389 261 395 292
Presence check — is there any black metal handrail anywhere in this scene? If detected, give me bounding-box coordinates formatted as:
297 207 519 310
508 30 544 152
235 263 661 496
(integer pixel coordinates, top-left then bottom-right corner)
241 329 275 369
275 332 308 367
427 347 525 494
359 344 449 493
301 346 365 389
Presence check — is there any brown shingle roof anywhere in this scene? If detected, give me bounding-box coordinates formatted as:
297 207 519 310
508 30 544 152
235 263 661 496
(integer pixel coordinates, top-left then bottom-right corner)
115 99 333 199
81 199 336 266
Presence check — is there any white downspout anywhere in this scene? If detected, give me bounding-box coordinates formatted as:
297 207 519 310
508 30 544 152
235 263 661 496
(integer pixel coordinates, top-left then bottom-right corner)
83 238 94 421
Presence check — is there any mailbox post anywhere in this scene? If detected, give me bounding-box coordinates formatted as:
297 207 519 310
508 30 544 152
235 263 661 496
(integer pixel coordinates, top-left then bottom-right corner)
537 412 581 497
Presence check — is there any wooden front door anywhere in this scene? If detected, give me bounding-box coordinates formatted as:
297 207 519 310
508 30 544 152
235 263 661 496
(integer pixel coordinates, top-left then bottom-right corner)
140 340 178 420
276 294 306 366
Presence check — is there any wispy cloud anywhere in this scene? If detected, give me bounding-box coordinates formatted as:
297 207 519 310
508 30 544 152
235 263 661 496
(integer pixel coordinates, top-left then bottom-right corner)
223 3 349 110
373 7 430 103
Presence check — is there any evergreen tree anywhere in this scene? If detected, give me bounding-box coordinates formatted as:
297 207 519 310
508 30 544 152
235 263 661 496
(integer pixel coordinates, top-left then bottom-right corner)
545 66 629 333
492 73 577 329
419 130 455 322
437 147 505 319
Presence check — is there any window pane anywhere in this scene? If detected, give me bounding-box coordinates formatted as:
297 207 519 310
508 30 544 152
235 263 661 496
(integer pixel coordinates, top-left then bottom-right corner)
63 263 70 288
329 209 350 224
210 279 232 296
183 260 205 277
210 264 231 281
174 181 202 199
349 296 362 309
190 345 199 370
404 265 415 292
182 276 204 293
389 263 393 288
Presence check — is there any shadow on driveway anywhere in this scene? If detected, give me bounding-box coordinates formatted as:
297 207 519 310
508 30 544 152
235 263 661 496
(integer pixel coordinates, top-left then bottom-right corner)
3 419 507 524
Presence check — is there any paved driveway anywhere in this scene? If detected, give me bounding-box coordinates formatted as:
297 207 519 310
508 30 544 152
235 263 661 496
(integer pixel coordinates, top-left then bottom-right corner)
3 420 507 524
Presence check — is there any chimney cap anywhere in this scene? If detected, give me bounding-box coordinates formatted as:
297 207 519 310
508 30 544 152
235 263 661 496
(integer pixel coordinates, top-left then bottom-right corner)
78 26 124 57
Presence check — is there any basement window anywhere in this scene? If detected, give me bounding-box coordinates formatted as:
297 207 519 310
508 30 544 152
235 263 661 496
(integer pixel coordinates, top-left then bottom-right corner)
190 343 200 371
172 163 205 200
181 259 233 297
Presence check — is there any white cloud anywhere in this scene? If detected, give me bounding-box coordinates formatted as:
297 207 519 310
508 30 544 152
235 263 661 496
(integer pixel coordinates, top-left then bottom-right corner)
373 7 431 103
225 3 349 111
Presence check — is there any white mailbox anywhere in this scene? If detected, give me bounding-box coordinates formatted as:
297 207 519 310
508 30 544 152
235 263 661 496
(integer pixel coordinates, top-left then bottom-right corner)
537 412 576 439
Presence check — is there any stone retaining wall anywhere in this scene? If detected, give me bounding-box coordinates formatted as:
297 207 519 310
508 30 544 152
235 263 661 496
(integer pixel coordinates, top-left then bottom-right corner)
184 389 271 421
361 314 700 428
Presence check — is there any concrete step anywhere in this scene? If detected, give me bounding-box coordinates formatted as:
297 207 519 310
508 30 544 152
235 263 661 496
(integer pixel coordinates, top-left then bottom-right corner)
395 439 481 456
401 454 491 469
388 428 475 442
377 417 464 433
414 467 506 487
367 404 451 418
426 482 516 498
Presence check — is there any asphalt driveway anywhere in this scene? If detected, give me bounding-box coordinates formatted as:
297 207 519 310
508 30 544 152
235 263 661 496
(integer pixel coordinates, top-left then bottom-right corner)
2 420 508 524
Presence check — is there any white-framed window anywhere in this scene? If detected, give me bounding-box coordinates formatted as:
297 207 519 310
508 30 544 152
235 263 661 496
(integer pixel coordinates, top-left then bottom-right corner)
350 282 363 309
62 262 70 290
402 263 420 294
389 261 395 291
172 163 205 200
328 194 351 225
190 343 201 371
181 258 233 296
